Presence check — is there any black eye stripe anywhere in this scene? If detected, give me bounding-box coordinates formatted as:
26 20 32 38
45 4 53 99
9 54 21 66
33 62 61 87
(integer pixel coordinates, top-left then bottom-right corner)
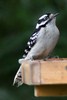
45 16 49 20
38 18 45 24
38 15 50 24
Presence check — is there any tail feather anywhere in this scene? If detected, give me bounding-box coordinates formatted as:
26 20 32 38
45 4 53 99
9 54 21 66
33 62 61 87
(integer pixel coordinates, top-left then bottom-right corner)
13 58 29 87
13 65 23 87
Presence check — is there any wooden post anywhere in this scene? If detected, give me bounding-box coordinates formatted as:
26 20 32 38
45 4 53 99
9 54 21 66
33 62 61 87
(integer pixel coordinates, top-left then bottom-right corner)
34 85 67 96
21 58 67 96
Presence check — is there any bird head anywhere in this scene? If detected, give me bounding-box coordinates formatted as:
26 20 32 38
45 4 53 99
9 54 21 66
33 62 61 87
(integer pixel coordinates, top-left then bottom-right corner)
36 13 59 29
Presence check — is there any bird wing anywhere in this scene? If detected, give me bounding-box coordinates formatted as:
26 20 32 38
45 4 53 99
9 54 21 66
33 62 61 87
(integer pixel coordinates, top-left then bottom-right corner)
22 30 39 58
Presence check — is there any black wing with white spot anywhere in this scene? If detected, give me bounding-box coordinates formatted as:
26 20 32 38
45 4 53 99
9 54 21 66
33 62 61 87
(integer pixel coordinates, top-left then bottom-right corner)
22 13 51 58
22 30 39 58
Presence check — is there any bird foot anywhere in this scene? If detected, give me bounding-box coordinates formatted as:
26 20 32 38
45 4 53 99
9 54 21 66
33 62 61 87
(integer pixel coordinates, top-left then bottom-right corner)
43 55 59 61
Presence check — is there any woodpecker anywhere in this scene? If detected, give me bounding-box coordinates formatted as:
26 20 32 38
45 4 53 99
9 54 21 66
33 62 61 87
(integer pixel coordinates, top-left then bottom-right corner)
13 13 60 86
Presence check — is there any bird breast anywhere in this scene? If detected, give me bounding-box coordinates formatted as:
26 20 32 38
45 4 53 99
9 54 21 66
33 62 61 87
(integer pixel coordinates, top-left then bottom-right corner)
35 25 59 57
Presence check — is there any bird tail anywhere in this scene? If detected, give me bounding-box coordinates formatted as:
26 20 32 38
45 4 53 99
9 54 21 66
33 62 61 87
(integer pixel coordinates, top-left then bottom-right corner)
13 65 23 87
13 58 28 87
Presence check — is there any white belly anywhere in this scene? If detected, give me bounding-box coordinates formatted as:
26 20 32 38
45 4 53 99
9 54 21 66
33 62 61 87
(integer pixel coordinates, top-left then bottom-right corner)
26 25 60 59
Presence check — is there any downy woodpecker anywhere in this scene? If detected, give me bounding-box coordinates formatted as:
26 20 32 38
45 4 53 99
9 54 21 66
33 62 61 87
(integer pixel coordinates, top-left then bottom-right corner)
13 13 60 86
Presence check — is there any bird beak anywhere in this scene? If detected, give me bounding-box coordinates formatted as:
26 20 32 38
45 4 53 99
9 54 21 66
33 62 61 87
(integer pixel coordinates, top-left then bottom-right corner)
49 13 59 21
53 13 59 18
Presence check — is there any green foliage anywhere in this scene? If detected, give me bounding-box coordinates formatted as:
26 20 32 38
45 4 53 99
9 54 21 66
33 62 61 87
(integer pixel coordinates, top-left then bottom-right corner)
0 0 67 100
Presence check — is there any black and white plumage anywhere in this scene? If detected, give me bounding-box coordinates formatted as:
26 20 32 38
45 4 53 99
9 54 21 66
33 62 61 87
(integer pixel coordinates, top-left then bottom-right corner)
22 31 37 59
13 13 60 86
19 13 52 59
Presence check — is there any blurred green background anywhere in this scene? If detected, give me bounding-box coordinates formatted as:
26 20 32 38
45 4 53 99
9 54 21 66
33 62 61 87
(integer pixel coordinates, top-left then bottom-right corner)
0 0 67 100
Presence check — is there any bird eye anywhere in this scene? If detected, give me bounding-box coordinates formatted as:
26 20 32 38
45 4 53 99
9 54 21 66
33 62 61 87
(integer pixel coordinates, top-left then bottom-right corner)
44 16 48 20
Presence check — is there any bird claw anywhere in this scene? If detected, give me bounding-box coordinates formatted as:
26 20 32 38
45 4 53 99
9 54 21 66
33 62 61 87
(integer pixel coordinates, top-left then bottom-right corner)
43 55 59 61
53 56 59 58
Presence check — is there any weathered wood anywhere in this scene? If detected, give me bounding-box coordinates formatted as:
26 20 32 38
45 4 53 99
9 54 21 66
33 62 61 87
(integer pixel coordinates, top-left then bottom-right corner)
41 61 67 84
22 59 67 85
21 58 67 96
22 60 41 85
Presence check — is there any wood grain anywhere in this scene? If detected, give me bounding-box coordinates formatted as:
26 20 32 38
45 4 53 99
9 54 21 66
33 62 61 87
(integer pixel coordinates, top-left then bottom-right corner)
22 59 67 85
21 59 67 96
